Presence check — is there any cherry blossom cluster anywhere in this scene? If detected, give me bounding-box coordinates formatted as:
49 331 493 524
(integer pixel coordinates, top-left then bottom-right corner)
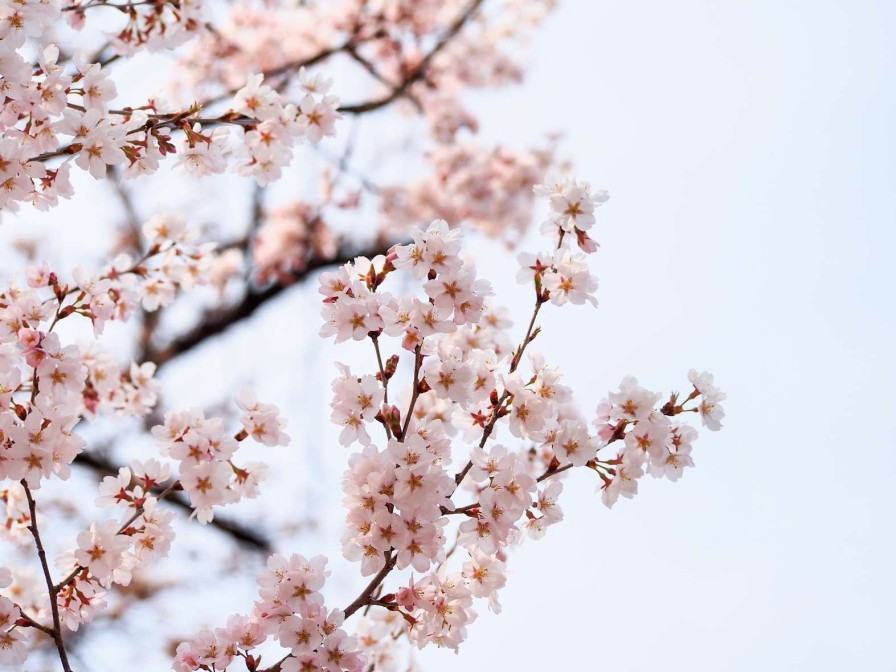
0 387 289 660
0 40 338 211
350 609 412 671
223 70 340 185
174 554 365 672
0 233 199 493
63 0 205 54
33 389 290 637
0 480 30 545
50 459 177 629
515 177 607 309
66 213 216 331
594 372 726 508
0 40 153 206
0 567 27 662
151 390 289 524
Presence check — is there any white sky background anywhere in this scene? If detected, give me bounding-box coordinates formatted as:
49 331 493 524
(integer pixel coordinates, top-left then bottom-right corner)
413 1 896 670
3 0 895 670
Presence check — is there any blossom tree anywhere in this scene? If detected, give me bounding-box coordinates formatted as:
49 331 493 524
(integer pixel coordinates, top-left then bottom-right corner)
0 0 726 670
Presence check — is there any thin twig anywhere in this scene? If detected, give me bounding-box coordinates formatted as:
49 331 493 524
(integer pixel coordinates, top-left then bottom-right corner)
398 346 423 441
452 299 545 491
536 463 573 483
371 335 389 407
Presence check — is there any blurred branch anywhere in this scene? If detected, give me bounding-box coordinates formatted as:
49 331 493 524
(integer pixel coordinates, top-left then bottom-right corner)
105 168 165 380
29 0 484 167
339 0 484 114
344 46 424 114
145 240 398 369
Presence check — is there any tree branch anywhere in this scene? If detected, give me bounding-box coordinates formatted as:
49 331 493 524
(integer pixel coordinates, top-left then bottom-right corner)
342 552 397 619
21 482 74 672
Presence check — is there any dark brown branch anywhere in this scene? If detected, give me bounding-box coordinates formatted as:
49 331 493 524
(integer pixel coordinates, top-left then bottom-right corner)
342 552 397 619
398 346 423 441
440 502 478 515
21 482 74 672
16 607 55 636
536 463 574 483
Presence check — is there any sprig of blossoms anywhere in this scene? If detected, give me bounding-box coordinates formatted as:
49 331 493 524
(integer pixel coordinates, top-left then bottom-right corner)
36 389 289 635
0 567 27 663
593 372 725 508
0 32 340 212
44 460 178 630
0 221 210 490
151 393 288 524
225 69 340 186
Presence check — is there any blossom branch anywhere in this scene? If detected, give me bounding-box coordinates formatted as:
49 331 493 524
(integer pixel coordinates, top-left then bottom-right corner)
536 463 573 483
370 336 389 407
21 481 74 672
398 346 423 441
52 480 179 595
14 608 55 637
